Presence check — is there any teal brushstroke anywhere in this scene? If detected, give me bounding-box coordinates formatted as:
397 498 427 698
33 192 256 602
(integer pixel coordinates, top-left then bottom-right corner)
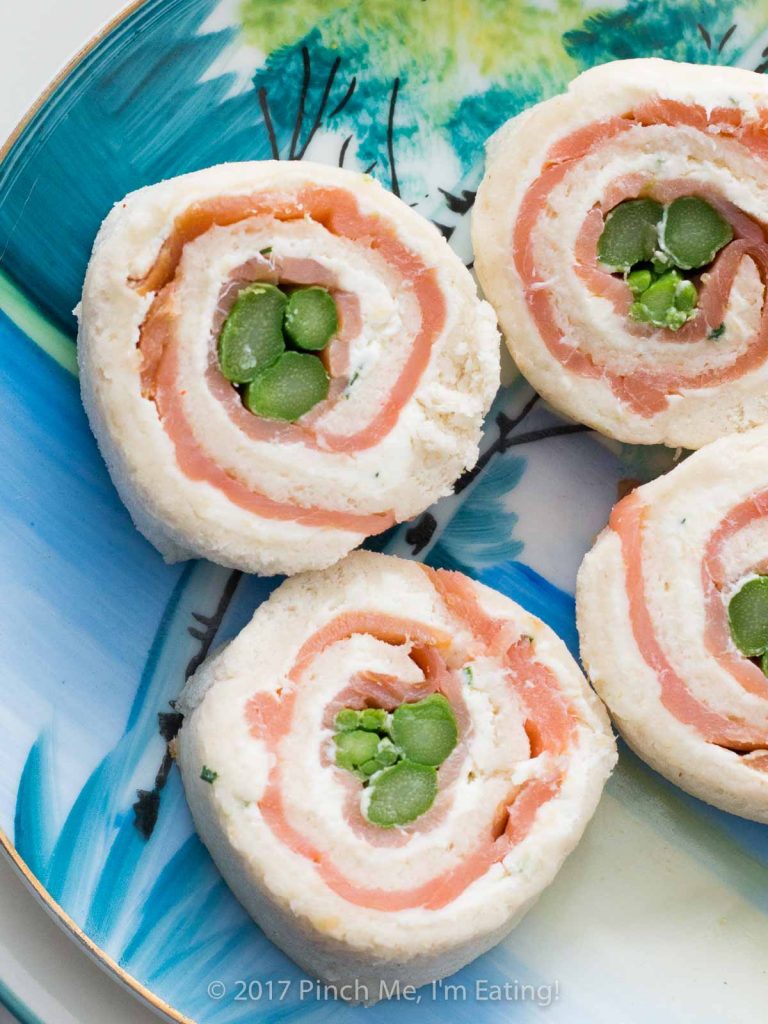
44 563 195 906
446 81 552 180
36 558 237 933
565 0 743 68
120 832 225 965
251 28 417 191
86 807 147 944
13 731 56 882
435 455 525 570
124 563 196 734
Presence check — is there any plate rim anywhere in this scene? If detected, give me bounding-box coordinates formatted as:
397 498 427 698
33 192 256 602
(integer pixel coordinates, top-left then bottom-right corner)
0 833 187 1023
0 4 195 1019
0 0 147 165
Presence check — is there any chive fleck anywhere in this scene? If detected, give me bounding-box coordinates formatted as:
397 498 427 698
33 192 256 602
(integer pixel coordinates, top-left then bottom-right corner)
200 765 218 784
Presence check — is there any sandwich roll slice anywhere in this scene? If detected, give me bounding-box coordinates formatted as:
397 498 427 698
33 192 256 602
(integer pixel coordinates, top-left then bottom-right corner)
78 162 499 575
176 551 616 1000
474 58 768 448
578 426 768 821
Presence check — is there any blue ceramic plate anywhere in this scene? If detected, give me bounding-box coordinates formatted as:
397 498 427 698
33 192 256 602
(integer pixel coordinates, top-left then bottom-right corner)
1 2 767 1022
